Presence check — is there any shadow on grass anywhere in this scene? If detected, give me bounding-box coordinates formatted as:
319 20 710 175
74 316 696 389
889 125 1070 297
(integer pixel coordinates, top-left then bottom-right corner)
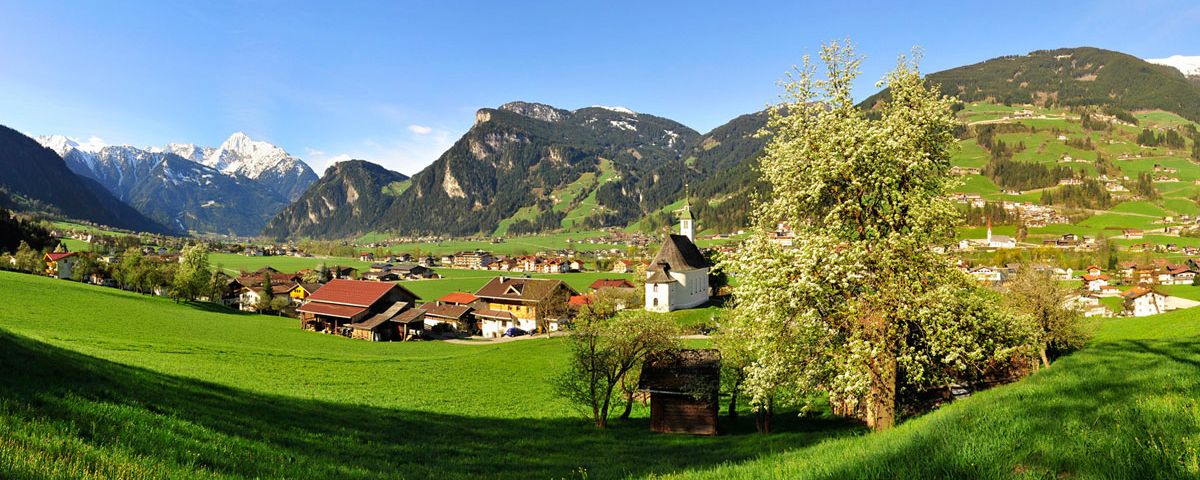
0 329 859 479
756 338 1200 480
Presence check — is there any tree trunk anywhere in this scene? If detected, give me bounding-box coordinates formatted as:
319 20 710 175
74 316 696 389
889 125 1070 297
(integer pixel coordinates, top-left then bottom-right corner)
754 399 773 434
865 351 897 431
1039 344 1051 369
728 373 743 419
620 389 634 420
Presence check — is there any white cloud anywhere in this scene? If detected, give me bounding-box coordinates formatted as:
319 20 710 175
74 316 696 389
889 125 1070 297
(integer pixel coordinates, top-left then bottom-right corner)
408 124 433 135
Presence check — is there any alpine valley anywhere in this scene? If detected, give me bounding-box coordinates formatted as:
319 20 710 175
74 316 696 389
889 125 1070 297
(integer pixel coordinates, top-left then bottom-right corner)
6 46 1200 242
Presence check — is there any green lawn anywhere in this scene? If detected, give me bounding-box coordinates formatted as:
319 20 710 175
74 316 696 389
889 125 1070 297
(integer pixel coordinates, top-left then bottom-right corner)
0 271 835 479
663 308 1200 479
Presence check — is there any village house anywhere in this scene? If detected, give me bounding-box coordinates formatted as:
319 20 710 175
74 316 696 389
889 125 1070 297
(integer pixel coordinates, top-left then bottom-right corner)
238 283 294 312
611 259 636 274
1071 294 1111 318
288 282 322 306
646 197 711 312
970 266 1005 283
297 279 423 341
590 278 637 293
1081 273 1110 292
1123 229 1144 240
473 276 577 337
637 349 721 436
1122 286 1167 317
43 251 76 279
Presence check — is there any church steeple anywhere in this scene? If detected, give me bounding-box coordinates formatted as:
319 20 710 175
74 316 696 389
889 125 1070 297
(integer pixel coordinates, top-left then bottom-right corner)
679 183 695 241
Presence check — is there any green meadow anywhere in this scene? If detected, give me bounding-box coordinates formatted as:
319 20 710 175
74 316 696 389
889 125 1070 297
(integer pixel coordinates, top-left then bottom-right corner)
4 266 1200 478
0 271 843 479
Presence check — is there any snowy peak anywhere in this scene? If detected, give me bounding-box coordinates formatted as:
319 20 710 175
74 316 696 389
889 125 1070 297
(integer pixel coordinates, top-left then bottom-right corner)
205 131 303 178
35 134 106 156
1147 55 1200 76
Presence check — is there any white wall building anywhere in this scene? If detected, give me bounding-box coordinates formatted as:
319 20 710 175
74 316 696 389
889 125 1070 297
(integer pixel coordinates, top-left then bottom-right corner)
645 198 711 312
1123 287 1167 317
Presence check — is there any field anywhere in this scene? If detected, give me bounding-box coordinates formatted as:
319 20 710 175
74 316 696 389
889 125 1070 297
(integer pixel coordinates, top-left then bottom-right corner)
0 271 845 479
665 306 1200 479
6 266 1200 478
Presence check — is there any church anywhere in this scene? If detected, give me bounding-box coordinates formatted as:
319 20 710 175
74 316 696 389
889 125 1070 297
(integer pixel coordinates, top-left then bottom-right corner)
645 196 711 312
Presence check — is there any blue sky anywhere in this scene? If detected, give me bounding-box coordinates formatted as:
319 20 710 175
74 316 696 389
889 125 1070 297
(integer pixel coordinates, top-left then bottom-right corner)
1 1 1197 175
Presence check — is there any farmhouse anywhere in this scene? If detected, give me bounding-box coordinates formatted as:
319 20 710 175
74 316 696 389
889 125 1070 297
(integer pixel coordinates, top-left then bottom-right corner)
645 198 711 312
297 279 422 341
237 284 293 312
43 251 76 279
637 349 721 436
1081 273 1110 292
473 276 577 337
1122 286 1167 317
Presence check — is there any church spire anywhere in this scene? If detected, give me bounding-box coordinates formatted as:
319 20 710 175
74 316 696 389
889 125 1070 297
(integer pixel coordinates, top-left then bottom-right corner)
679 183 695 241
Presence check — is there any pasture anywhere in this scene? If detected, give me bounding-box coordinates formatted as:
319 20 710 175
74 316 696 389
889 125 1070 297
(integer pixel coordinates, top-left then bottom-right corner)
0 271 842 479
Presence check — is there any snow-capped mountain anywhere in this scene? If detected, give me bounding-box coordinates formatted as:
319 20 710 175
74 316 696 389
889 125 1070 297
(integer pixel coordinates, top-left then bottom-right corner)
202 132 317 201
1147 55 1200 77
35 132 306 235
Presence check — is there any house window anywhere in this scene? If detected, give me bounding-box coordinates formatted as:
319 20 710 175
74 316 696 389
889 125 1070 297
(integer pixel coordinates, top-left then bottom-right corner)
653 298 659 307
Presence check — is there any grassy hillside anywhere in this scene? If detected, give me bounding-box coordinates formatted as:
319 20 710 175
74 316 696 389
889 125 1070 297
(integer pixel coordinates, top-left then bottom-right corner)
0 272 836 479
661 309 1200 479
950 101 1199 246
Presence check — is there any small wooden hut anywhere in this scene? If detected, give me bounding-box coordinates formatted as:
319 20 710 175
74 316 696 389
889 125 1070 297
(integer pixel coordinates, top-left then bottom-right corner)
637 349 721 435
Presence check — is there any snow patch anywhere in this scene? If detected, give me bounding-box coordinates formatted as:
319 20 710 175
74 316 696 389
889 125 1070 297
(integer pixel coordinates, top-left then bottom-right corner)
610 120 638 132
593 105 636 115
1146 55 1200 76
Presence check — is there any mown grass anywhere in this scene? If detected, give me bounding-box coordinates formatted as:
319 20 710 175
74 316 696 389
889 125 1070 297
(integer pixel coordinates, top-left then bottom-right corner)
0 271 847 479
660 309 1200 479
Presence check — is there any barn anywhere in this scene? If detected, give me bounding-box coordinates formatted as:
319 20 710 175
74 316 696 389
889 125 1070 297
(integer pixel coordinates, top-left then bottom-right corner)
637 349 721 435
297 279 421 340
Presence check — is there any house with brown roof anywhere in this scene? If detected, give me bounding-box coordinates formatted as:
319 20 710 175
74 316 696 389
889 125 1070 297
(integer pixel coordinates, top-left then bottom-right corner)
238 283 295 312
645 197 711 312
418 302 475 332
473 276 578 337
297 279 422 341
1122 286 1167 317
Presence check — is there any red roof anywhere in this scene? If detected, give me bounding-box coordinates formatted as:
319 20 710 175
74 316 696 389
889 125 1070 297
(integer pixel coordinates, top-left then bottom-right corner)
45 252 75 262
438 292 479 305
296 302 368 318
589 279 635 290
1081 274 1109 281
568 295 593 306
307 279 409 307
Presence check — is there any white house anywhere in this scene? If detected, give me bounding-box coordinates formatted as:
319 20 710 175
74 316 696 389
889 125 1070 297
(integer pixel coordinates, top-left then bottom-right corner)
1081 273 1110 292
645 197 711 312
969 266 1005 283
1122 286 1167 317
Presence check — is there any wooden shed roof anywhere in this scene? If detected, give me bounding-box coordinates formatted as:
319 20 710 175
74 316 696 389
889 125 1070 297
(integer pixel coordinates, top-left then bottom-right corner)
638 349 721 395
